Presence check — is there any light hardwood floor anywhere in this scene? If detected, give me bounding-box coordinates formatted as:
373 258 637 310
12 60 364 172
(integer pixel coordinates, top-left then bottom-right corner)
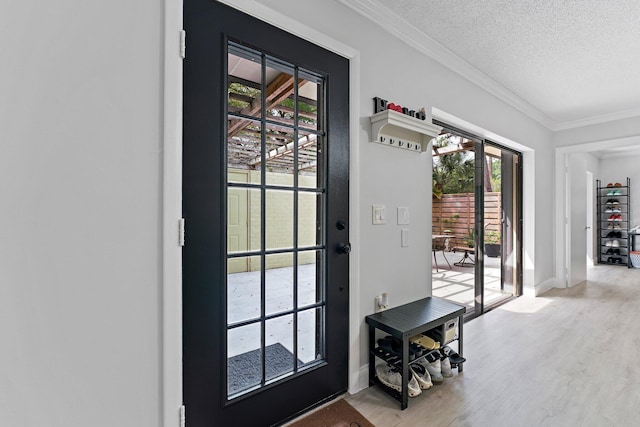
347 264 640 426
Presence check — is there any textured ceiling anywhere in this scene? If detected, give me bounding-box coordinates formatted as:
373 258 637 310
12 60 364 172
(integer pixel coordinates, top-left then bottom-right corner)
373 0 640 127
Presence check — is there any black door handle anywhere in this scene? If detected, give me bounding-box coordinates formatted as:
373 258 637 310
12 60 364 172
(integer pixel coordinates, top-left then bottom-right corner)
336 242 351 254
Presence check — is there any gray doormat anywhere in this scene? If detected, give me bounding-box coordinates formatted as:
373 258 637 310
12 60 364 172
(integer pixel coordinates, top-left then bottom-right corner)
227 343 301 395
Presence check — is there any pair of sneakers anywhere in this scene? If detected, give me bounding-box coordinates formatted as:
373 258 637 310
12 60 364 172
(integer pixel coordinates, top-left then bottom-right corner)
423 346 466 383
375 364 426 397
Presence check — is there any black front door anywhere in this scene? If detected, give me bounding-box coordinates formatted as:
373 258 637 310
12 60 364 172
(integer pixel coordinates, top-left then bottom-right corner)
183 2 350 425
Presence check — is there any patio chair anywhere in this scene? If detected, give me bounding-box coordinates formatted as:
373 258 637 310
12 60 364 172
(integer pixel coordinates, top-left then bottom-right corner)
432 236 451 272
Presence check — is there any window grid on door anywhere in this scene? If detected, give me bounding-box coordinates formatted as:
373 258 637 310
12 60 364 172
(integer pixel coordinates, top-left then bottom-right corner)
225 41 327 399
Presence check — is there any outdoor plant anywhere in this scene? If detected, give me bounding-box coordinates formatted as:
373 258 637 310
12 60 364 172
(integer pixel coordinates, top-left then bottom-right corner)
484 229 501 258
464 228 475 247
485 230 500 244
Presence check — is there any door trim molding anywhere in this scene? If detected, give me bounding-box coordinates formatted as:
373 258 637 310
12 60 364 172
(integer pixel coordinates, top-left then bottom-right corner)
218 0 358 59
162 0 184 426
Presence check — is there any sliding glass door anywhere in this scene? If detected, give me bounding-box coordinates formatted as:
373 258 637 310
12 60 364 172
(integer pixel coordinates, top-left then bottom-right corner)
431 123 522 316
481 143 523 311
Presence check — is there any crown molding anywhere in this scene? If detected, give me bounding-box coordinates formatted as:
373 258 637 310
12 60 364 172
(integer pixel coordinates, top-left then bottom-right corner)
553 107 640 131
340 0 640 132
338 0 556 129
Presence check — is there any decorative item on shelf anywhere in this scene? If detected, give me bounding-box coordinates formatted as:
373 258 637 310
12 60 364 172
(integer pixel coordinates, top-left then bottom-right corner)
370 97 442 153
374 97 426 120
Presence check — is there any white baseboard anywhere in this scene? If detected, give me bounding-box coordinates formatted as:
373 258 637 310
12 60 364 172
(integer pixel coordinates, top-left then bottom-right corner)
530 277 556 296
348 364 371 395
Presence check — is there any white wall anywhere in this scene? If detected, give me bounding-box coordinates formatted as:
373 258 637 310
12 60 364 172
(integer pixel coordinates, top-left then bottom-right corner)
238 0 555 391
0 1 164 426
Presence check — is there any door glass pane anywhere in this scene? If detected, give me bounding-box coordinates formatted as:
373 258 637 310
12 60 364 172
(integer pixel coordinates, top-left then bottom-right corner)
298 130 322 189
228 187 261 254
228 118 263 179
297 307 323 366
227 322 261 396
227 256 261 324
483 144 518 306
228 46 263 119
483 146 503 306
264 122 295 186
266 189 294 250
265 57 295 125
265 314 295 381
297 73 320 131
431 133 476 311
298 192 321 248
265 252 294 316
298 250 323 307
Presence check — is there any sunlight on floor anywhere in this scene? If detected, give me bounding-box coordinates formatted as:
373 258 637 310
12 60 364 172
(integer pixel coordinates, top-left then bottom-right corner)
432 251 512 308
496 296 553 314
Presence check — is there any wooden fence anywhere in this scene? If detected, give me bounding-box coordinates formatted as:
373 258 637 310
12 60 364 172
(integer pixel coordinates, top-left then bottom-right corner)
432 192 501 247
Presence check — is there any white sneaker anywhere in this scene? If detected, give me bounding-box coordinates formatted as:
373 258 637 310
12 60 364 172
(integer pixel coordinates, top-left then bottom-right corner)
440 356 453 378
376 364 422 397
410 362 433 389
606 240 613 247
421 351 444 384
612 240 620 248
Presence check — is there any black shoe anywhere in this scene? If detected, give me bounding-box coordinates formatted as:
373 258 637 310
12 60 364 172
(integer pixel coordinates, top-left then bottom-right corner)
606 231 615 238
378 336 420 361
613 249 621 255
440 346 466 365
606 248 614 255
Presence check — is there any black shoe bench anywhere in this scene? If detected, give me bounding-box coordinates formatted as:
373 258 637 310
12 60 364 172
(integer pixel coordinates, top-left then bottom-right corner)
365 296 466 409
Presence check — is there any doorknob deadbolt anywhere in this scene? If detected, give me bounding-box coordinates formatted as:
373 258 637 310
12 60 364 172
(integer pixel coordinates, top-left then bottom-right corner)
337 242 351 254
336 220 346 231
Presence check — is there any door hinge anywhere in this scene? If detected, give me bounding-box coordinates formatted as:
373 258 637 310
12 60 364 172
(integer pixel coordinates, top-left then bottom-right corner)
180 30 187 59
179 218 185 246
179 405 186 427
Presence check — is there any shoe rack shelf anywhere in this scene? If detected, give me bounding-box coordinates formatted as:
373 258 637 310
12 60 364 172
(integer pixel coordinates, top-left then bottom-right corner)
597 178 631 267
365 297 466 410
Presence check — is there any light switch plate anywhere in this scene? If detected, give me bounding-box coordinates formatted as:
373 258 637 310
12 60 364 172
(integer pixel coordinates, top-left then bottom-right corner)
397 207 409 225
401 229 409 247
372 205 386 225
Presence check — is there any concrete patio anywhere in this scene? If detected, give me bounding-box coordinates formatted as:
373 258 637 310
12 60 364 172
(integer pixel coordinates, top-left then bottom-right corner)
432 249 513 310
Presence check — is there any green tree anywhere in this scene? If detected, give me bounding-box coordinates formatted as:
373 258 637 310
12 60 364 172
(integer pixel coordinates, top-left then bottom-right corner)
432 135 475 197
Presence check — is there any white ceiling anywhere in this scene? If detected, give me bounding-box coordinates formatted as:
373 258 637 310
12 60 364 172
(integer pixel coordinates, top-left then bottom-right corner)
360 0 640 130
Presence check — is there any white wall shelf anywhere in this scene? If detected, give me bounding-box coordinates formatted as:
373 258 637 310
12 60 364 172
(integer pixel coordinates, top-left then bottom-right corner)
370 109 442 153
